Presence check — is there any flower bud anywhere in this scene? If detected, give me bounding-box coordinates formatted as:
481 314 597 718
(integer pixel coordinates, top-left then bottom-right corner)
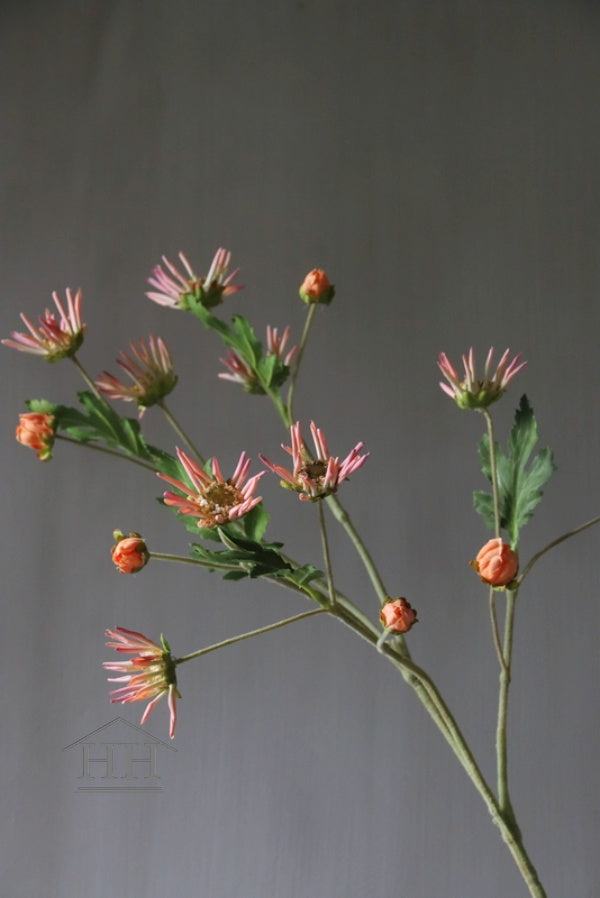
299 269 335 305
380 597 418 633
15 412 55 461
111 531 149 574
471 538 518 587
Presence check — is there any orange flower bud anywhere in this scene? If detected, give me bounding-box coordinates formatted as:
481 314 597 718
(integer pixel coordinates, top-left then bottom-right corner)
16 412 55 460
299 269 335 305
111 532 149 574
471 538 518 587
380 597 418 633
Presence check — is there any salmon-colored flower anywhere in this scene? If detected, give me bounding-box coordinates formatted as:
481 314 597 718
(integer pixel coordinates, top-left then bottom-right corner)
95 335 177 417
219 325 298 393
111 531 149 574
15 412 55 461
2 288 85 361
158 448 264 528
438 347 526 409
260 421 368 502
146 248 243 310
299 269 335 305
471 538 519 587
104 627 179 739
380 597 418 633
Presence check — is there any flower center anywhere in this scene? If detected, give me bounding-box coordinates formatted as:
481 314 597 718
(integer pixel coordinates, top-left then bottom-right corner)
301 460 328 480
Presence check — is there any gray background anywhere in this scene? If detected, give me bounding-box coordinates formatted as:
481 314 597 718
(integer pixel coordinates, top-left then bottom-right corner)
1 2 599 896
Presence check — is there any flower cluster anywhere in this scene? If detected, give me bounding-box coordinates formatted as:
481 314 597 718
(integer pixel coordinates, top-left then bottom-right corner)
103 627 179 739
438 347 526 409
2 289 85 361
159 448 264 528
96 335 177 417
260 421 369 501
15 412 55 461
147 248 242 310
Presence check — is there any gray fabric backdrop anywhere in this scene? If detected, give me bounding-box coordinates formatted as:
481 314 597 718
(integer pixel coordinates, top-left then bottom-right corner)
1 2 599 896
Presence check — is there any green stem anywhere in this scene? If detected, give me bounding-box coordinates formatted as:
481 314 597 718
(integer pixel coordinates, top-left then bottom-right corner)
489 587 509 675
71 355 105 402
496 588 519 829
317 500 337 607
177 608 326 664
149 551 241 573
55 434 157 472
158 399 205 465
518 514 600 585
286 303 317 423
482 409 501 538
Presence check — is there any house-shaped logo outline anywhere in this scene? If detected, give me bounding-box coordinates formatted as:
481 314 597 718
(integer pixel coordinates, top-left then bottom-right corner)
63 716 176 792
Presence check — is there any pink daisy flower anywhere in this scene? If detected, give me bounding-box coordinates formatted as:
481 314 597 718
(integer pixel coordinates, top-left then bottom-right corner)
260 421 369 501
103 626 179 739
158 447 264 528
2 288 85 361
146 248 243 310
438 347 526 409
95 335 177 417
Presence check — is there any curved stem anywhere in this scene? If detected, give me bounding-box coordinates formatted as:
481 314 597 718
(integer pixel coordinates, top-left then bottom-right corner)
325 494 389 604
177 608 326 664
518 514 600 585
158 400 205 465
286 303 317 423
71 355 105 401
55 434 157 472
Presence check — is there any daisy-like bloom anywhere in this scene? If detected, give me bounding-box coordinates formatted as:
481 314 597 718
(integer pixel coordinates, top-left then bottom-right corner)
95 335 177 417
15 412 55 461
146 247 243 310
260 421 369 502
158 447 264 529
111 530 149 574
218 325 298 393
437 347 526 410
471 538 519 587
380 597 418 634
299 268 335 305
104 626 179 739
2 288 85 361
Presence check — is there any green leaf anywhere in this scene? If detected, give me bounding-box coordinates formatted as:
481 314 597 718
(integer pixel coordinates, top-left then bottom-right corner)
474 395 556 545
25 398 58 415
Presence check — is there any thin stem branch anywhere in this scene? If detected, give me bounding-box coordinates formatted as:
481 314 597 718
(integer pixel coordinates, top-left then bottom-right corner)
158 400 205 465
149 551 241 572
482 409 501 538
517 514 600 585
177 608 326 664
55 434 157 472
71 355 105 401
317 499 337 607
489 587 509 675
286 303 317 423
